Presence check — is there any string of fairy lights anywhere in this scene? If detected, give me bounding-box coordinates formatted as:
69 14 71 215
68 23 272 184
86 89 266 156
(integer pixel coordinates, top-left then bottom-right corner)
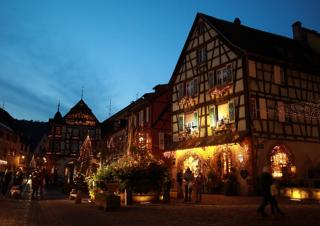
261 101 320 120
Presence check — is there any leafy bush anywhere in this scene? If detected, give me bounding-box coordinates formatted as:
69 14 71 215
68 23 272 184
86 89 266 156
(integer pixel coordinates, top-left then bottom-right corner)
89 150 168 194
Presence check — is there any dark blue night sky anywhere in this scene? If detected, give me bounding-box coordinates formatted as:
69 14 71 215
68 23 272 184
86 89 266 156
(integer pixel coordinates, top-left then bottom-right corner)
1 0 319 121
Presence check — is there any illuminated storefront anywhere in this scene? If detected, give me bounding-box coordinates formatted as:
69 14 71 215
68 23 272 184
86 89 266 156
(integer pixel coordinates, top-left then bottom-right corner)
166 137 252 194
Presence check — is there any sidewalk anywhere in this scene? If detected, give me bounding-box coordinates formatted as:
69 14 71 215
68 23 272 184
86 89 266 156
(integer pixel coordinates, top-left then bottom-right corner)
169 192 319 206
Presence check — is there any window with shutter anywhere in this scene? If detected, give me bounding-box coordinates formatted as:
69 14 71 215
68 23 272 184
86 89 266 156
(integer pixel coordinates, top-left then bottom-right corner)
274 65 281 84
228 101 235 122
259 98 267 119
177 83 184 100
178 114 184 132
216 64 233 87
197 47 207 64
248 60 256 77
208 71 215 88
209 106 217 128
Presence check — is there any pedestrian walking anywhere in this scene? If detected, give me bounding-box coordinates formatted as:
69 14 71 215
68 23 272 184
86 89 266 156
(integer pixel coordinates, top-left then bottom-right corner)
195 173 204 202
183 168 194 202
38 168 45 199
31 170 39 200
270 181 284 215
163 175 172 203
176 170 184 199
2 169 12 196
257 166 282 216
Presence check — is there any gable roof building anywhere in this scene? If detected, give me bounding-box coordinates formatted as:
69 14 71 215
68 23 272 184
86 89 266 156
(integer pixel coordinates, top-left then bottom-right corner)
168 13 320 196
46 99 101 184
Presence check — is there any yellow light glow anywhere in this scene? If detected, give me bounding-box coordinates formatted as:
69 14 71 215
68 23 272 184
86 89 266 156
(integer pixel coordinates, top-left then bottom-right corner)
175 144 243 160
132 194 160 203
217 103 229 121
292 190 301 199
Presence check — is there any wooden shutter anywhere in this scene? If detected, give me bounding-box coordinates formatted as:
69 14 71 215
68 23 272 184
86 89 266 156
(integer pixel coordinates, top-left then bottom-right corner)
274 65 281 84
249 60 256 77
259 98 267 119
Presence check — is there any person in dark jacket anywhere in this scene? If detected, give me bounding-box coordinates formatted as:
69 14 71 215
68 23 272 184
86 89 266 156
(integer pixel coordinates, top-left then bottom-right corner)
257 166 273 216
2 169 12 196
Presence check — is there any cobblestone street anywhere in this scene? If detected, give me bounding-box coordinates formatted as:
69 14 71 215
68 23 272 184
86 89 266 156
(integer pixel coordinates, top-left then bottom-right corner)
1 189 320 226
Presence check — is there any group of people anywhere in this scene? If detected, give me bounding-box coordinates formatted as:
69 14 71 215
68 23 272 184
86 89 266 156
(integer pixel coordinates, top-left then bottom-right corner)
0 166 52 200
0 167 25 197
178 166 284 217
182 167 204 203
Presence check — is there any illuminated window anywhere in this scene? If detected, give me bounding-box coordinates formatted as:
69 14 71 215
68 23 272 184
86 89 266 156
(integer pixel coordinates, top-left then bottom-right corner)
185 111 199 132
217 102 235 124
270 145 295 179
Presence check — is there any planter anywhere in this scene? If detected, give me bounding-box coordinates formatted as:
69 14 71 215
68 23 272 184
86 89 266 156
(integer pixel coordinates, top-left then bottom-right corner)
95 193 121 210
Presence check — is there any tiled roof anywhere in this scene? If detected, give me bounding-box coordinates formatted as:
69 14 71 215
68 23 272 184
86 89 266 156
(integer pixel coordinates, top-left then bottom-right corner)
200 13 320 70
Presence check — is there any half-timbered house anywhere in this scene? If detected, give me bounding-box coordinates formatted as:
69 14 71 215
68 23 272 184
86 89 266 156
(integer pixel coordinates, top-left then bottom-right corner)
102 84 171 163
168 13 320 195
47 99 101 183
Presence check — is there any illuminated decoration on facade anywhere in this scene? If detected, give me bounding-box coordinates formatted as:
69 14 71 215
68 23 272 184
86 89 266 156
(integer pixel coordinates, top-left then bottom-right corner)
286 101 320 120
183 155 201 177
135 130 151 152
178 96 197 109
209 85 231 98
259 100 320 121
270 145 295 178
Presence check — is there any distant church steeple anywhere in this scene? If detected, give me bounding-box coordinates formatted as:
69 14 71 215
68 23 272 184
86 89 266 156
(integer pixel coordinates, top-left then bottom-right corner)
57 100 60 112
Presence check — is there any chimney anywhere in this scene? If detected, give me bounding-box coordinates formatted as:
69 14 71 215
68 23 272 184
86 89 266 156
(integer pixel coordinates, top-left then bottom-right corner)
234 18 241 25
292 21 302 41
